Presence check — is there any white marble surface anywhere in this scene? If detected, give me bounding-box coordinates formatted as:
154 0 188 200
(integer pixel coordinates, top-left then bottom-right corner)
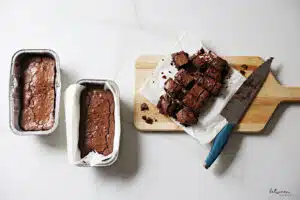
1 0 300 200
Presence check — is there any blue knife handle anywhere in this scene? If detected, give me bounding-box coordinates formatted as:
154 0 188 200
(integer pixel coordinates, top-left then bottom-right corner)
204 123 235 169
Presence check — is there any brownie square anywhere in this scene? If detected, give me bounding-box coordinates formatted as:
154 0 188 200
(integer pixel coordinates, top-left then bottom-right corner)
164 78 183 98
172 51 189 69
157 94 179 116
190 71 204 81
211 82 222 95
188 83 205 99
209 56 228 72
175 69 195 88
199 90 210 102
203 76 216 92
182 93 203 112
191 55 208 71
176 107 198 126
205 66 222 82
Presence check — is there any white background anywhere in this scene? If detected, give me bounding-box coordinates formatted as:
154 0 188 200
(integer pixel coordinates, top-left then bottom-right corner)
1 0 300 200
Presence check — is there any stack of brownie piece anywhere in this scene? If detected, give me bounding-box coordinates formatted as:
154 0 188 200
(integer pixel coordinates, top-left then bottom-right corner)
157 49 229 126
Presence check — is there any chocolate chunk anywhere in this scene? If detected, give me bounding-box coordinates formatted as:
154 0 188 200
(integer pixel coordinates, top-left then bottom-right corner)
176 107 198 126
171 51 189 69
164 78 183 98
142 115 147 120
141 103 149 111
175 69 195 88
162 75 167 79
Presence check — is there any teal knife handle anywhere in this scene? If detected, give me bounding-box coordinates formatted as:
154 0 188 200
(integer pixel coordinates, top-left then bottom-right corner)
204 123 235 169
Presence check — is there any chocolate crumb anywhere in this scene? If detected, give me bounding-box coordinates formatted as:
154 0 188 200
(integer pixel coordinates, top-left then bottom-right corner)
145 117 153 124
162 59 164 61
155 119 158 122
162 75 167 79
141 103 149 111
161 72 164 74
170 62 174 66
241 64 248 70
240 70 246 76
152 81 155 83
142 115 153 124
169 71 171 73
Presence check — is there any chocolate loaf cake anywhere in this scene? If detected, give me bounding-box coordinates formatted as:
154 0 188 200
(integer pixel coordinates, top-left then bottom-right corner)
20 55 56 131
79 86 115 158
157 49 229 126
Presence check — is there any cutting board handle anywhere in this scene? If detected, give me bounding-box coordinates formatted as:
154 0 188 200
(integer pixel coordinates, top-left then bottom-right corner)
280 86 300 102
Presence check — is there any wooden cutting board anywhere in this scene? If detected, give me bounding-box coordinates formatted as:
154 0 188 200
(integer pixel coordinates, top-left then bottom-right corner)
134 55 300 133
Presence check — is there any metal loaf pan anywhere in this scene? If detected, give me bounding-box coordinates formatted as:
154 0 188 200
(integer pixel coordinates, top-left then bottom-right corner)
9 49 61 135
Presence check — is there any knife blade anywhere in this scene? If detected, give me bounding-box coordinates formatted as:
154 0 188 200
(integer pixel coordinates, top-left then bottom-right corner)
204 57 273 169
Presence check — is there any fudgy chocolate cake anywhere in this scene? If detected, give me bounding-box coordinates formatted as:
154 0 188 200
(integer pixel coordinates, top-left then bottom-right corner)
79 86 115 158
20 55 56 131
157 48 229 126
171 51 189 69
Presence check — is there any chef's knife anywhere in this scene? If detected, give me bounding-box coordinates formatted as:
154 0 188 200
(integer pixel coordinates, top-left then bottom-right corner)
204 57 273 169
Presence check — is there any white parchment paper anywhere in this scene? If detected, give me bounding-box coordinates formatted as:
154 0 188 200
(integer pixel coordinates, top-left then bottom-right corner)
65 82 120 166
139 36 246 144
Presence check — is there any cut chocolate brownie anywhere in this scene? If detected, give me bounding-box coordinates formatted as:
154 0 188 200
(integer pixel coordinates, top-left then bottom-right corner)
197 74 222 95
164 78 183 98
174 69 195 89
188 83 205 99
205 65 222 82
182 93 203 112
191 55 208 71
171 51 189 69
198 89 210 102
211 82 222 95
209 56 228 72
182 84 210 112
157 94 179 116
176 107 198 126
